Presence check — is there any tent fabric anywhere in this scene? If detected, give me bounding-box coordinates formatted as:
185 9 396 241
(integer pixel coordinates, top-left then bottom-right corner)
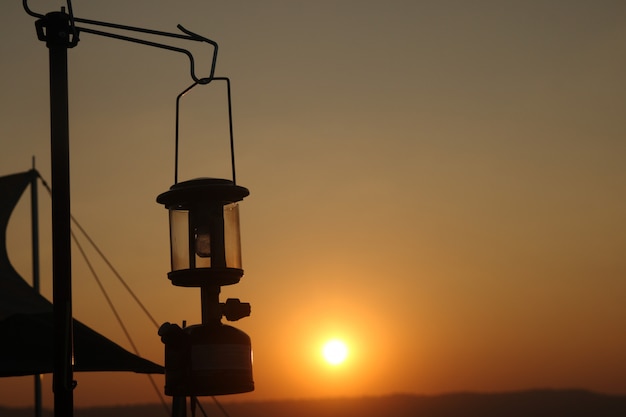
0 170 163 375
0 171 52 320
0 312 164 376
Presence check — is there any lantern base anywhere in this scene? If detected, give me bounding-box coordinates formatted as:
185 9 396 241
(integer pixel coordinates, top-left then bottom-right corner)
168 267 244 287
162 323 254 397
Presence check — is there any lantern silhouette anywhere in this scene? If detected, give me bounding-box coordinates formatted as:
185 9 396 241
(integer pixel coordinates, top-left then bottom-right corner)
157 77 254 397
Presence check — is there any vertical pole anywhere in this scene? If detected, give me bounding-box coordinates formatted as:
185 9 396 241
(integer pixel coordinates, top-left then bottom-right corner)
30 164 40 303
171 396 187 417
30 164 42 417
43 11 75 417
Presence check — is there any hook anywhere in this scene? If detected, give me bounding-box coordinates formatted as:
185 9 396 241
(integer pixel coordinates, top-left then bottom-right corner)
176 25 218 84
24 2 220 84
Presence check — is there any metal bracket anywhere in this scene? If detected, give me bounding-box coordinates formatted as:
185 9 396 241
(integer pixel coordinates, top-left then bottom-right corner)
24 0 219 84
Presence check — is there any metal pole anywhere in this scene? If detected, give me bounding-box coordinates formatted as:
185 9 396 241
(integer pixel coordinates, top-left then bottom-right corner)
42 11 75 417
172 396 187 417
30 164 42 417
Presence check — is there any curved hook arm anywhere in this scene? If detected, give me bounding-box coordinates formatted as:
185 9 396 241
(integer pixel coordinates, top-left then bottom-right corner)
77 25 216 84
24 2 219 84
23 0 44 18
177 25 218 84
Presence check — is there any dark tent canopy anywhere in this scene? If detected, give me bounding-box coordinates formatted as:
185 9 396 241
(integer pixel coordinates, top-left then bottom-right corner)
0 170 163 376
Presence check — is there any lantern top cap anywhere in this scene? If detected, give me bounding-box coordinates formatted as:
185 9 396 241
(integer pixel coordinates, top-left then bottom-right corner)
157 177 249 208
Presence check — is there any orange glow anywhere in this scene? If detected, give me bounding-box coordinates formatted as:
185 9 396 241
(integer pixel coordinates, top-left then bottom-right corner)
2 0 626 410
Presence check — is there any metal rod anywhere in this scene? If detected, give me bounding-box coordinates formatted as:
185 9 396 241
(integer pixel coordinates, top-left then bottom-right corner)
222 78 237 185
25 0 219 85
30 164 40 294
205 78 238 185
22 0 43 18
172 396 187 417
30 162 42 417
44 11 75 417
200 286 221 326
208 78 237 185
77 26 215 84
175 83 198 184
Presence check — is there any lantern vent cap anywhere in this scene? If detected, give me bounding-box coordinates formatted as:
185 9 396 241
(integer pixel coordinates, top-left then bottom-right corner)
157 177 249 208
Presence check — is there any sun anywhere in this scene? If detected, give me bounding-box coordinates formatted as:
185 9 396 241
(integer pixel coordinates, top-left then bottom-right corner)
322 339 349 365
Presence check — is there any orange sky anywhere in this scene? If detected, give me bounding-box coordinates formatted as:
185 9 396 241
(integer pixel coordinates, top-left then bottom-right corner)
1 0 625 409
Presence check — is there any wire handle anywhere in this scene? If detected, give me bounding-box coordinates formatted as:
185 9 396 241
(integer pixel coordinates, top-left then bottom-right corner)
175 78 238 185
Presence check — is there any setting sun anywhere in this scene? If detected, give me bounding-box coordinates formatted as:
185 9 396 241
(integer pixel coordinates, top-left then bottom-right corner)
322 339 349 365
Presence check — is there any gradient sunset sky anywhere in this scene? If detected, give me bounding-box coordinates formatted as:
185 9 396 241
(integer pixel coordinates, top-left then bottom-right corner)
1 0 625 409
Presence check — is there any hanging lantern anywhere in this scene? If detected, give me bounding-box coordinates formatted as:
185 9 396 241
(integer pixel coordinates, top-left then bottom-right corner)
157 177 254 397
157 178 249 287
157 75 255 397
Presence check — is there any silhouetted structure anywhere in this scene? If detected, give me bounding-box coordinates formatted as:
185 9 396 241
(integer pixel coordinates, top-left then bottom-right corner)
0 171 164 376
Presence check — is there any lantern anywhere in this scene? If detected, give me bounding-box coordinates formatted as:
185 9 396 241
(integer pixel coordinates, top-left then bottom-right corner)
157 178 249 287
157 177 254 396
156 67 255 397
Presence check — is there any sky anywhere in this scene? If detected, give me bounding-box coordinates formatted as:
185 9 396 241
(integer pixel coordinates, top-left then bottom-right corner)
1 0 626 410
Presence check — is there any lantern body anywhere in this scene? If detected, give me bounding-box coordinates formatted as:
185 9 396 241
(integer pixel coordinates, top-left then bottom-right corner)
157 178 249 287
168 202 242 271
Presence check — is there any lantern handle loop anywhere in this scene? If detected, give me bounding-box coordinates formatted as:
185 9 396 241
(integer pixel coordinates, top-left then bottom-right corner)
24 1 219 84
174 77 238 185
